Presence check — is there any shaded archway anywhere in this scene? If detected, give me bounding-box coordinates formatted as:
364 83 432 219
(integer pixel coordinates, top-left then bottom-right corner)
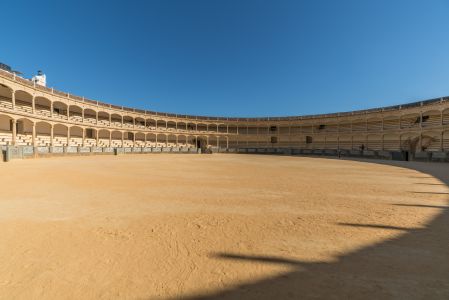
34 96 51 117
15 90 33 114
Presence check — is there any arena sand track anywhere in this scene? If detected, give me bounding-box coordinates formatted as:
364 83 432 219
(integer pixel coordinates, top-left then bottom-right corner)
0 154 447 299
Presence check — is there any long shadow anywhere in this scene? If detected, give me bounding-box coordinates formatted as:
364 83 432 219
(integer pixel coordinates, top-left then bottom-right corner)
177 160 449 300
337 223 417 231
409 191 449 195
393 204 449 209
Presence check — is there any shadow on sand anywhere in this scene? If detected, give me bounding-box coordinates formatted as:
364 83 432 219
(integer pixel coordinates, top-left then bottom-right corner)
176 160 449 300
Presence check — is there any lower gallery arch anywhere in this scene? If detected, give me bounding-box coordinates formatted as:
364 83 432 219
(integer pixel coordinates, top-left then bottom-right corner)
157 134 167 147
208 136 219 148
167 134 177 147
135 132 145 147
367 134 382 151
146 133 156 147
111 131 122 147
0 114 13 145
338 135 352 150
383 134 400 151
325 135 338 150
177 135 187 147
53 124 68 146
69 126 83 146
219 136 228 148
420 131 443 152
352 135 366 150
84 128 97 147
35 122 52 146
400 132 420 152
16 118 34 146
123 131 134 147
98 129 110 147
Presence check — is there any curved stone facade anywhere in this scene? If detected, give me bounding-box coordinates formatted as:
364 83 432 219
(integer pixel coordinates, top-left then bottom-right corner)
1 69 449 158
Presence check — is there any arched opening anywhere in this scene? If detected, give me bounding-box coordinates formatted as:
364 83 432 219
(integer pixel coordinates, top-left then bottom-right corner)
98 111 110 126
0 84 13 109
167 121 176 131
146 119 156 129
36 122 52 146
351 120 366 132
178 135 187 147
177 122 187 131
167 134 177 146
209 136 219 148
367 118 383 132
135 132 145 147
367 134 382 150
338 122 352 133
197 123 207 132
123 131 134 147
111 131 123 147
338 135 352 150
123 116 134 129
419 131 442 152
156 120 166 130
98 129 110 147
400 113 420 129
325 135 338 150
208 124 218 133
69 105 83 123
15 90 33 114
187 122 196 131
111 114 122 127
53 124 68 146
383 134 400 151
158 134 167 147
53 101 68 120
422 110 442 128
16 118 34 146
227 125 237 134
35 97 51 117
84 108 97 125
84 128 97 147
383 116 400 131
218 124 227 133
219 136 228 148
69 126 83 146
146 133 157 147
0 114 13 145
135 117 145 129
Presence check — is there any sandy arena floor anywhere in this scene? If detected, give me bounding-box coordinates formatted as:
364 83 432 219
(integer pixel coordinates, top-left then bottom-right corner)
0 154 448 299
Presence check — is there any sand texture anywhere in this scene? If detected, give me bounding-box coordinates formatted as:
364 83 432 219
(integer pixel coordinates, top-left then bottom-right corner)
0 154 448 299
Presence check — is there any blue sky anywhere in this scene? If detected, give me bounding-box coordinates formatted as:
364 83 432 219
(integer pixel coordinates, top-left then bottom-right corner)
2 0 449 117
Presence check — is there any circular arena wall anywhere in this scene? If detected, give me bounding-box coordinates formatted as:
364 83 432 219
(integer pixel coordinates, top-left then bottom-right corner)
0 69 449 154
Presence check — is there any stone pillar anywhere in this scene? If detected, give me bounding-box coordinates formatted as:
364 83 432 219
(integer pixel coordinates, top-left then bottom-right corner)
121 132 124 147
82 128 85 147
109 131 112 147
67 127 70 146
11 91 15 110
11 119 16 145
96 130 99 147
30 123 36 147
32 96 36 114
50 125 54 147
50 102 53 117
67 106 70 120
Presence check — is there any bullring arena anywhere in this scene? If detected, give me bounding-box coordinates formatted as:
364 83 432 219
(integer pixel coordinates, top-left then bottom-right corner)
0 68 449 299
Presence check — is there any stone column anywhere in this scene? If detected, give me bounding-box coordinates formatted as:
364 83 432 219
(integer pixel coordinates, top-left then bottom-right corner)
11 91 15 110
32 123 36 147
50 125 54 147
11 119 16 146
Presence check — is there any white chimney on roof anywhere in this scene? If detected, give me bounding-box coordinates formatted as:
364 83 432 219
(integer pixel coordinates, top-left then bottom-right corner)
32 70 46 87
